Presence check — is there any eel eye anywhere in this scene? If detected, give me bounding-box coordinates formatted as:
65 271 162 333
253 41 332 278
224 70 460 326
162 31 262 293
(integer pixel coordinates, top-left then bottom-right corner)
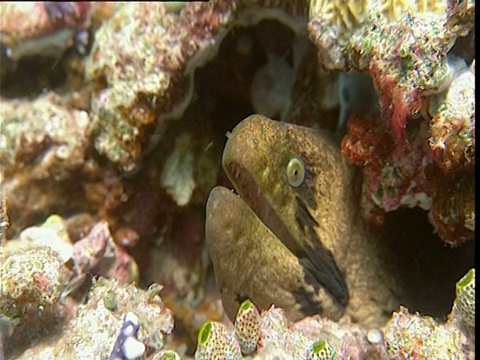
286 156 305 187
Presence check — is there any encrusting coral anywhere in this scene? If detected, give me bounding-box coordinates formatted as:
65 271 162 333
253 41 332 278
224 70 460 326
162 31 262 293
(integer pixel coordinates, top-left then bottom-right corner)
194 285 475 359
309 0 475 246
454 268 475 328
304 339 337 360
428 60 475 173
234 299 262 355
0 2 90 74
194 321 242 360
2 0 473 244
0 246 69 319
383 268 476 360
3 277 175 360
85 1 309 173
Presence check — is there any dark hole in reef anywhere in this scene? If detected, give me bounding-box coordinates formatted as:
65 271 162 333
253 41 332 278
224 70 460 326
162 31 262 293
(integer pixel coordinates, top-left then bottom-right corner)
165 19 299 143
379 207 474 320
0 54 70 98
448 26 475 65
147 19 301 191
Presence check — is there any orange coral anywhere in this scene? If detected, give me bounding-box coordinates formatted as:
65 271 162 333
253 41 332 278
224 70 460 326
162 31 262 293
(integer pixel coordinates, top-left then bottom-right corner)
341 114 394 169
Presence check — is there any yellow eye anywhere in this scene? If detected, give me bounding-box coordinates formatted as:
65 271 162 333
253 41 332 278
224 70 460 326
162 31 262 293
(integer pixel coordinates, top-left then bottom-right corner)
286 156 305 187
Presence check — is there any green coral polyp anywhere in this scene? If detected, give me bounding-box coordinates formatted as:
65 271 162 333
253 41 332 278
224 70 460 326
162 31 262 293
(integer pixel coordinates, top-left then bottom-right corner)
399 46 410 58
198 321 213 345
103 289 118 311
305 339 337 360
239 298 255 312
456 268 474 294
455 268 475 328
194 321 242 360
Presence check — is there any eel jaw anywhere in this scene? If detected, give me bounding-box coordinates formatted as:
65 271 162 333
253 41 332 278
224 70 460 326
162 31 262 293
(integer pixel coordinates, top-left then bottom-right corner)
224 161 303 255
223 152 349 311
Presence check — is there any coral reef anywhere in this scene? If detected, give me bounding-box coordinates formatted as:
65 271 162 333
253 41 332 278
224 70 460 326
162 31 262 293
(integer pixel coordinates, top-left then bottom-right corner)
342 110 475 244
343 118 433 225
310 0 475 245
0 92 95 235
454 268 475 328
194 304 380 359
308 0 473 72
428 60 475 172
384 306 474 359
194 321 242 360
2 215 139 296
4 277 174 360
85 1 308 173
0 1 475 359
194 291 475 360
0 246 69 319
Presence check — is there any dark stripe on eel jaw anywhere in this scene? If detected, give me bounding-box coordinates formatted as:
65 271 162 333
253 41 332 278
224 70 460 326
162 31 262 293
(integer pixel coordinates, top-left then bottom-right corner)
225 161 349 315
295 197 350 310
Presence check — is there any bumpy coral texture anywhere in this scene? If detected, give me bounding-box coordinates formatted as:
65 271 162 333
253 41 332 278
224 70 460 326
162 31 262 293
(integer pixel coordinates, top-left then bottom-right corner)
428 63 475 172
3 276 174 360
304 339 337 360
384 306 474 359
85 1 307 173
455 268 475 328
0 247 68 318
234 299 262 355
194 321 242 360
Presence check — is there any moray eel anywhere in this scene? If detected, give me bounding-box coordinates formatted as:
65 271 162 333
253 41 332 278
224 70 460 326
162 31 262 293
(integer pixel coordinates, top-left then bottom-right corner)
205 115 400 328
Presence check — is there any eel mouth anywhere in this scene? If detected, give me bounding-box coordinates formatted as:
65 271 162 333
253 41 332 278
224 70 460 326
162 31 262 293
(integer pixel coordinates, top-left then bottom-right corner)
225 161 302 255
224 160 350 311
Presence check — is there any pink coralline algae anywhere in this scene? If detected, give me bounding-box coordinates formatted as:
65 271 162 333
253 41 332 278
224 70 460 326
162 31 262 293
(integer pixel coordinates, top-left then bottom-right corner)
331 4 475 244
342 112 474 245
341 116 433 226
70 220 139 288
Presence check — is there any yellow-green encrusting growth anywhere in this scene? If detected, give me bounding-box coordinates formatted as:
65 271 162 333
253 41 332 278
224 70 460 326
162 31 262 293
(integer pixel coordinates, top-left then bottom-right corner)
234 299 262 355
151 349 181 360
304 339 337 360
194 321 242 360
455 268 475 328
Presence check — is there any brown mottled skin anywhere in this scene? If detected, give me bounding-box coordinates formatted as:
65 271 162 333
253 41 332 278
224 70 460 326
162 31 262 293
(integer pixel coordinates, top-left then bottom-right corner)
206 115 401 328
